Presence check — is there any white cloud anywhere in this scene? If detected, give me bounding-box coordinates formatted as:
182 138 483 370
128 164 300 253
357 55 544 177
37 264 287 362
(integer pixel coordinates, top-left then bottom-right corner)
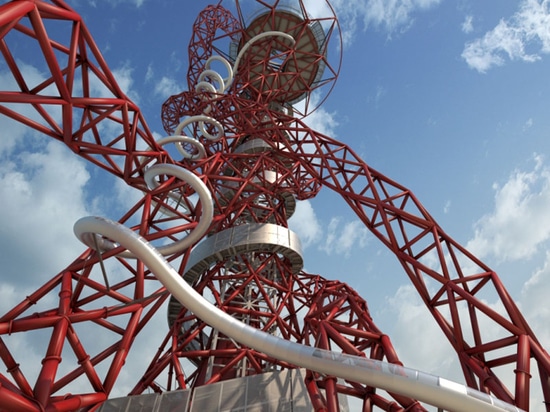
145 63 154 82
369 84 387 109
381 242 550 410
462 0 550 72
112 64 140 102
518 255 550 411
0 108 26 156
0 22 167 401
466 155 550 262
81 60 141 104
300 92 339 136
377 154 550 408
462 15 474 34
330 0 442 42
297 0 445 46
0 129 163 400
521 252 550 346
443 199 451 214
302 0 333 20
154 75 182 98
289 200 370 256
129 0 146 6
0 138 95 286
385 284 457 376
320 216 370 257
288 200 322 249
100 0 147 7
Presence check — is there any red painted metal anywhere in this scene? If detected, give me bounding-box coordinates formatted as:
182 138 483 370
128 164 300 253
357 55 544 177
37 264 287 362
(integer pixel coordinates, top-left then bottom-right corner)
0 1 548 412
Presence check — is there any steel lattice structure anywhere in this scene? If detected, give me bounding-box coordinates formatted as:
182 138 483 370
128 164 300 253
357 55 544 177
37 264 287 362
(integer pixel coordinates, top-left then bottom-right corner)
0 1 549 411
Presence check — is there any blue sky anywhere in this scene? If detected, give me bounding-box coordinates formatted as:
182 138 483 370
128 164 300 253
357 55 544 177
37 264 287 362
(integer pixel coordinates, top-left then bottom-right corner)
1 0 550 409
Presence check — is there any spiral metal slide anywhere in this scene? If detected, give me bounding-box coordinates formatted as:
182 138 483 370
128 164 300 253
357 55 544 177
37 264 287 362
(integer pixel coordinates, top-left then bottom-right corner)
74 215 523 412
70 24 523 412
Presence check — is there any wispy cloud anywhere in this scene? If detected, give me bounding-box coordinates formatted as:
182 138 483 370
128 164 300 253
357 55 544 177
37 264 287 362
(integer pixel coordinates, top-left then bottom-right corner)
443 199 451 214
461 15 474 34
524 117 534 131
0 63 59 155
98 0 147 7
154 75 182 97
289 202 371 257
466 154 550 261
0 138 94 287
521 251 550 347
320 216 370 257
112 64 139 102
384 284 457 376
368 85 387 109
330 0 442 43
288 200 322 249
144 63 154 83
462 0 550 72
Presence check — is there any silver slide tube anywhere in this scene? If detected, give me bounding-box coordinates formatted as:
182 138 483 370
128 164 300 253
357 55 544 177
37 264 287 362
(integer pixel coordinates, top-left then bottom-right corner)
86 164 213 258
74 216 523 412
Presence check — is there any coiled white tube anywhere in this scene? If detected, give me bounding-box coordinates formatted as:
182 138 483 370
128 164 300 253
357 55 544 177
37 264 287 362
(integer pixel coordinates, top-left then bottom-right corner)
86 164 213 258
172 114 223 160
128 31 298 251
128 54 235 249
73 216 523 412
156 135 206 161
154 56 233 161
168 30 295 160
197 55 233 95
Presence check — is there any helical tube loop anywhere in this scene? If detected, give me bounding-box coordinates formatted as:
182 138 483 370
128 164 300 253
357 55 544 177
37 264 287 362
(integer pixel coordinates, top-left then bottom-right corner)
160 57 232 161
124 54 236 250
84 164 213 258
172 114 223 160
153 30 295 162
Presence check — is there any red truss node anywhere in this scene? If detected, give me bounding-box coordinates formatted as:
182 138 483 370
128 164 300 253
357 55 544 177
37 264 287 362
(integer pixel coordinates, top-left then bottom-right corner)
0 1 548 412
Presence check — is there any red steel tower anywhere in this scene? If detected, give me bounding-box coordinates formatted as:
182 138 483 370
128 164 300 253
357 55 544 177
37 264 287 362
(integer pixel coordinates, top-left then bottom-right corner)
0 1 549 411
